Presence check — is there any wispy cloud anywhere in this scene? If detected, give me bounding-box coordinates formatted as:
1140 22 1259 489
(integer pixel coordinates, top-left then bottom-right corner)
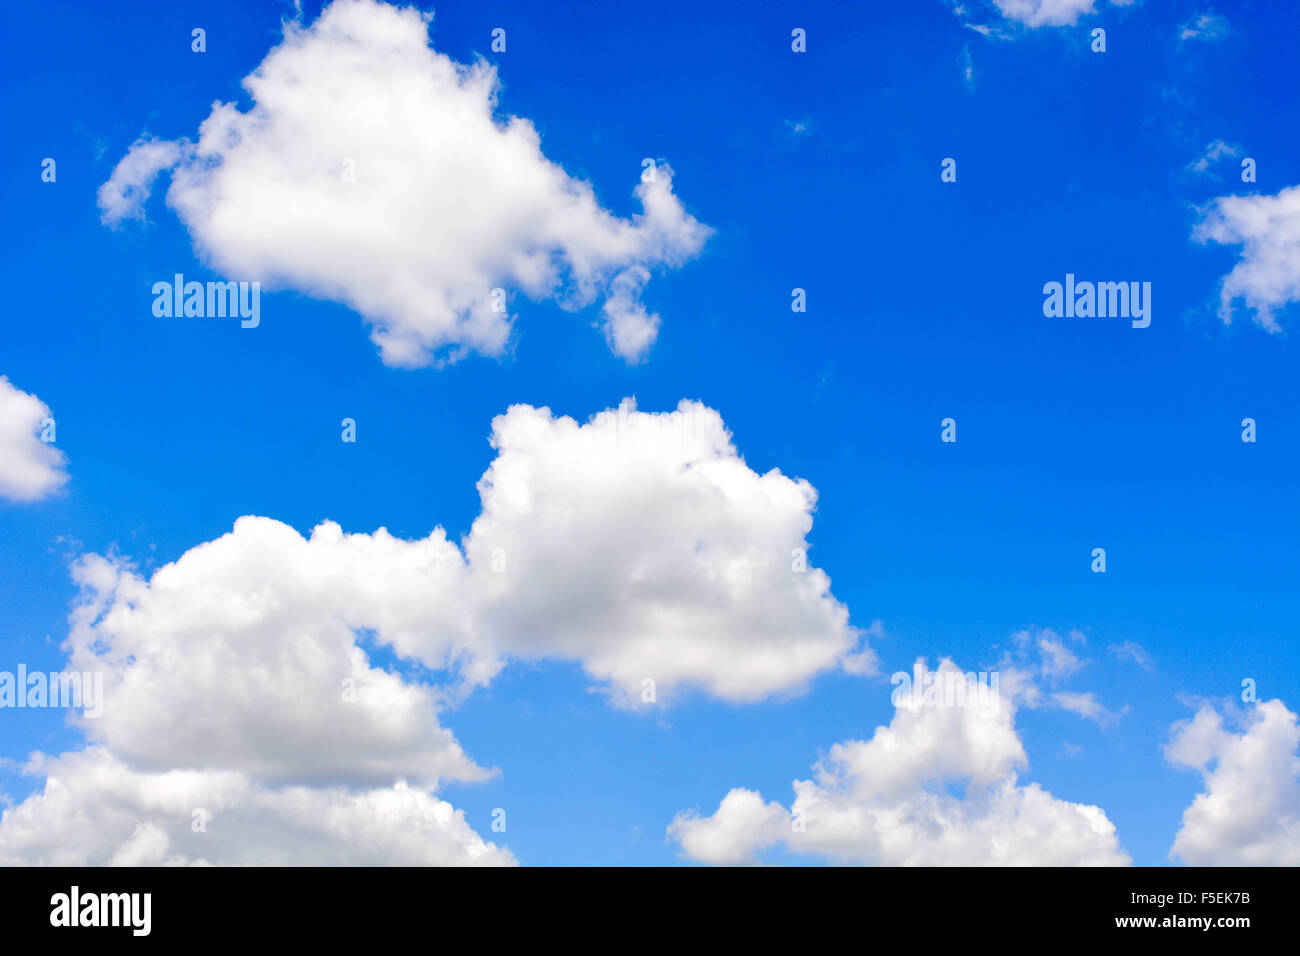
1186 138 1240 175
1109 640 1155 672
1179 12 1229 43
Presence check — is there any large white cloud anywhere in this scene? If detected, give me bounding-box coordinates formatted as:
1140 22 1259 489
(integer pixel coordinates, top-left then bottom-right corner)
457 399 869 704
1 521 507 864
0 749 512 866
0 376 67 502
1167 699 1300 865
1 398 862 863
669 659 1129 865
98 0 709 366
62 540 489 787
1193 184 1300 332
63 399 863 711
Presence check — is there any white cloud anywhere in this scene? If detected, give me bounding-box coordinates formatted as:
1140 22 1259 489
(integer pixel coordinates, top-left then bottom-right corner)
994 627 1123 727
64 398 863 716
960 45 976 89
1051 690 1121 727
1 519 506 864
96 140 181 224
953 0 1132 32
1034 629 1084 680
62 539 490 787
670 659 1129 865
97 0 710 367
1 398 864 863
668 788 788 866
1186 139 1239 175
1167 699 1300 865
1108 640 1153 671
0 376 67 503
1193 184 1300 331
993 0 1097 28
599 266 659 362
1180 12 1229 42
0 749 513 866
456 399 868 704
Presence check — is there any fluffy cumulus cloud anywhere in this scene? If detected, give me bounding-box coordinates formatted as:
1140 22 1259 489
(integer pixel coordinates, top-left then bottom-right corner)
1193 185 1300 332
97 0 709 366
68 399 858 708
1 399 863 863
0 749 512 866
0 376 67 502
954 0 1131 33
669 660 1129 865
458 399 868 703
61 541 490 787
0 524 512 865
1167 699 1300 865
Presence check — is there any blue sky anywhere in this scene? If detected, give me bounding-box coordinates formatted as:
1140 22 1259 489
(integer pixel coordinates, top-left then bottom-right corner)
1 0 1298 866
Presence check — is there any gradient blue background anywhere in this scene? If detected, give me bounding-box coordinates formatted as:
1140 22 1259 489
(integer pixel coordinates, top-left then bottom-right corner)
2 0 1297 865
